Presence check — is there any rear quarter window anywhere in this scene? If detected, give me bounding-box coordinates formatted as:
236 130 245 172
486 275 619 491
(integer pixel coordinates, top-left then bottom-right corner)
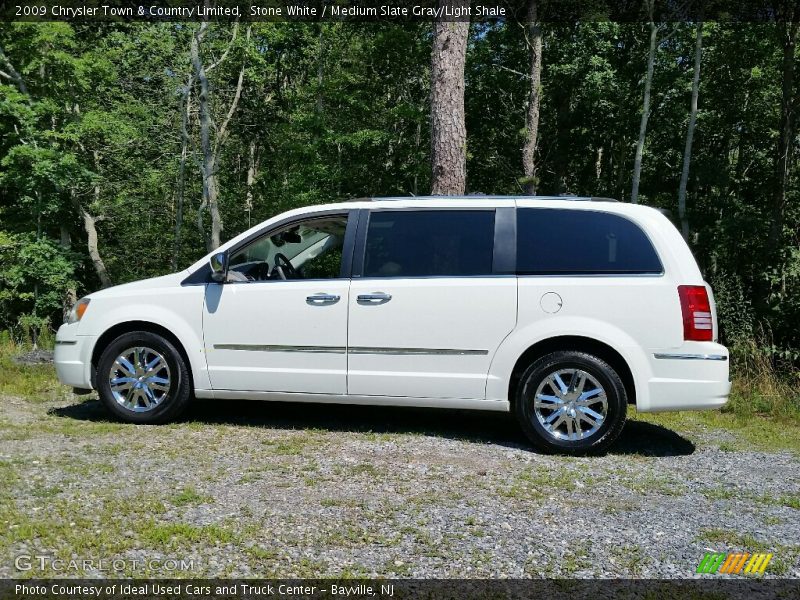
516 208 663 275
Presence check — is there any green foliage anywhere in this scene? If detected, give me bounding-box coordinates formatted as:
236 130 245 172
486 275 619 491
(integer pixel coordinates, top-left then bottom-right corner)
726 339 800 421
0 232 76 332
710 269 755 344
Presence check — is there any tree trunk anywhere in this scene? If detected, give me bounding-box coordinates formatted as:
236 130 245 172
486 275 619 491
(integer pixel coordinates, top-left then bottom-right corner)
595 147 604 181
678 22 703 241
521 0 543 195
430 0 469 196
172 74 193 271
245 140 258 228
631 1 658 204
316 25 325 115
80 207 113 289
768 15 799 250
191 22 248 251
413 120 421 196
191 22 217 251
553 87 572 194
59 225 77 323
71 190 112 289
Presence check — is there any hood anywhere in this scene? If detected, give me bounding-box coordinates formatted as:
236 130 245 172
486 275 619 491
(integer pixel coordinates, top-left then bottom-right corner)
87 271 190 300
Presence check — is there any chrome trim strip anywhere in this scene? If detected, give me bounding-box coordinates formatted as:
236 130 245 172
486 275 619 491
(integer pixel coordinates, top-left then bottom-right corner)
653 353 728 361
214 344 346 354
55 340 77 346
214 344 489 356
349 346 489 356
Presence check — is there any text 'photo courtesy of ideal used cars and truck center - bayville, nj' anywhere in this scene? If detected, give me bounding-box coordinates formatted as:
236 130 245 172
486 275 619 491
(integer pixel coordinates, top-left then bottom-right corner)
0 0 799 599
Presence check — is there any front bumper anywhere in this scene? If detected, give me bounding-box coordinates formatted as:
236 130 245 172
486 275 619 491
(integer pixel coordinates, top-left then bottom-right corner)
639 343 731 412
54 323 96 389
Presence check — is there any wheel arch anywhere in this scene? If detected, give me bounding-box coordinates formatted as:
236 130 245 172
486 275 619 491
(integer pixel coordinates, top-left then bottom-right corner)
507 335 637 409
90 321 195 390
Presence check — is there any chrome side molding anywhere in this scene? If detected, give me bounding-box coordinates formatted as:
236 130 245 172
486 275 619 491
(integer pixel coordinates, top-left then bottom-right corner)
214 344 346 354
213 344 488 356
349 347 488 356
653 353 727 361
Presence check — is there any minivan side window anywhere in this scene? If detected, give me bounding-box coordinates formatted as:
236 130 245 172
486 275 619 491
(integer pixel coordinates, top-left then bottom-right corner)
516 208 663 275
362 210 495 278
227 215 348 281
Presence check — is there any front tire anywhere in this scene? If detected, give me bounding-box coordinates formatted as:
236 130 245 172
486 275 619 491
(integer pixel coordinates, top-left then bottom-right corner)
96 331 192 424
514 351 627 455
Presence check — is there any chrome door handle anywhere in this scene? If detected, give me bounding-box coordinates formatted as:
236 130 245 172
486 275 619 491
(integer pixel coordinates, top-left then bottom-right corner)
357 292 392 304
306 293 340 305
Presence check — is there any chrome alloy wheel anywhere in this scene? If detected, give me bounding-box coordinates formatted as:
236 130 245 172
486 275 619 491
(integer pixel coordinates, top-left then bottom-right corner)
533 368 608 441
108 346 171 412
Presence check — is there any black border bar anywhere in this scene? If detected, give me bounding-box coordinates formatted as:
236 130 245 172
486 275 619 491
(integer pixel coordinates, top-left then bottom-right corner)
1 0 795 23
2 578 800 599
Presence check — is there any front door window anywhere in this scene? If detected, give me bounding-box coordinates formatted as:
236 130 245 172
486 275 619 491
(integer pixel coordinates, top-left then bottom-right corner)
228 216 347 282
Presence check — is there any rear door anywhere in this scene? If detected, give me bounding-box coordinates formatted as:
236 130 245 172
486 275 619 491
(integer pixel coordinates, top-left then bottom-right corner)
347 205 517 399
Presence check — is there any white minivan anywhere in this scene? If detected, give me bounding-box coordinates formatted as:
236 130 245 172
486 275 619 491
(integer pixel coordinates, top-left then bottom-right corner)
55 196 730 454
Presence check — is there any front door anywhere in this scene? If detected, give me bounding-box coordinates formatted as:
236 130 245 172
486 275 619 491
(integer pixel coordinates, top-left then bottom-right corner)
347 208 517 399
203 212 352 394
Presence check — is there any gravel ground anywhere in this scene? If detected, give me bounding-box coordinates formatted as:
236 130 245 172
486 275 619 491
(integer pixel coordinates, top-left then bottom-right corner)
1 393 798 579
10 350 54 366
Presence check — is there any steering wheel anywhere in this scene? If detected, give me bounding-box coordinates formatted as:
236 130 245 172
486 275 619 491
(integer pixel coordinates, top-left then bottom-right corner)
249 262 271 281
273 253 298 280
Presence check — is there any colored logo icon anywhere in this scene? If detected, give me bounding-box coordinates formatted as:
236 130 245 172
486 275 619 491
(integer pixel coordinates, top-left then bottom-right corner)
697 552 773 575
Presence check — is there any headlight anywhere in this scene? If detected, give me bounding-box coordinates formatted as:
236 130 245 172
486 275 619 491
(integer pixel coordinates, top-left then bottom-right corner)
67 298 91 324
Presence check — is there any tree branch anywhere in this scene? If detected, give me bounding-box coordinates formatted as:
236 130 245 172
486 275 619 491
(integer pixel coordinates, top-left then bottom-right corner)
70 194 113 288
217 25 251 150
491 63 529 79
0 45 30 97
206 21 239 73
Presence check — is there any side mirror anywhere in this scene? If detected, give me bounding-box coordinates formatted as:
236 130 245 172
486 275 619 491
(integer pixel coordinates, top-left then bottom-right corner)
209 252 227 283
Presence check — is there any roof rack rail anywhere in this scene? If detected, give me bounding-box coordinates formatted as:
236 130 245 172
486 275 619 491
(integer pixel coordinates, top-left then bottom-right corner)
346 195 620 202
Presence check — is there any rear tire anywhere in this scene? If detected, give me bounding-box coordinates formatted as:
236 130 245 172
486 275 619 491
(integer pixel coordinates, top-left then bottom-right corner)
96 331 192 424
514 351 627 455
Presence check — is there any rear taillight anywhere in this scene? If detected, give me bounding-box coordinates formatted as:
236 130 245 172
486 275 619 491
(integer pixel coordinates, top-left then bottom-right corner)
678 285 713 341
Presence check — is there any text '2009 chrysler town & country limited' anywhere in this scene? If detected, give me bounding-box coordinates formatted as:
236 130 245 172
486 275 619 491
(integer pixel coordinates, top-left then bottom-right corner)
55 196 731 454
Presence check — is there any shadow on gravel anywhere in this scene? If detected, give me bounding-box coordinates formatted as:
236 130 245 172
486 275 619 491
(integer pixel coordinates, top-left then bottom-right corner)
612 420 695 456
51 398 695 457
